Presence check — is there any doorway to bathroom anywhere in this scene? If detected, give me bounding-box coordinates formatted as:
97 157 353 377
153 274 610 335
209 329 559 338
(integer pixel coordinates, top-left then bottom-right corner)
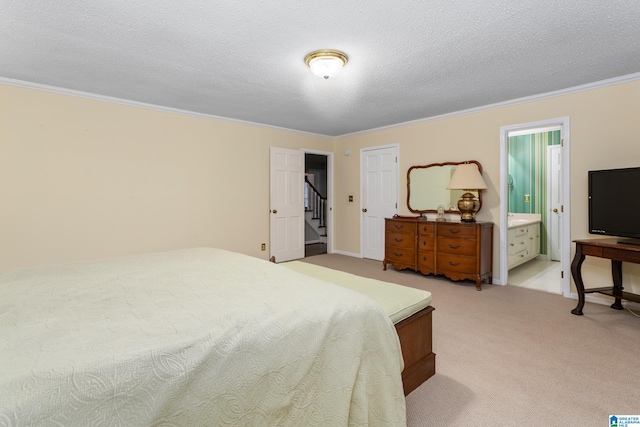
500 118 571 296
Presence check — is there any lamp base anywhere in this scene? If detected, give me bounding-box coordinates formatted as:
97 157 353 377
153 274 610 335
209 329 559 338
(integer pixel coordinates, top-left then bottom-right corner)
457 192 479 222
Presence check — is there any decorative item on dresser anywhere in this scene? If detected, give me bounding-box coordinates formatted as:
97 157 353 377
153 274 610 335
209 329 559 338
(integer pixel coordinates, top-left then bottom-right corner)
446 162 488 222
383 216 493 290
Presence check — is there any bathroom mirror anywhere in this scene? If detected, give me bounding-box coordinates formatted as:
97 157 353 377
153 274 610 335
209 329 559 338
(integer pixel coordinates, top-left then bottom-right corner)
407 160 483 214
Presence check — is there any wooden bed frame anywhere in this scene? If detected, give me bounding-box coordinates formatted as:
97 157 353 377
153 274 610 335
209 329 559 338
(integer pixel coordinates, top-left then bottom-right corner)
395 305 435 395
270 256 436 395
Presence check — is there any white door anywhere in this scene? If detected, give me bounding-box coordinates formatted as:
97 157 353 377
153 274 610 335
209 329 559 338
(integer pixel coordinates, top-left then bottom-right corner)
361 146 398 260
547 145 562 261
270 147 305 263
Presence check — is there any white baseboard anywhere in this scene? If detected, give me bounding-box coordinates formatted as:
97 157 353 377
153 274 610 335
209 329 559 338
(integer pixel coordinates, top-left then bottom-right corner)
331 249 362 258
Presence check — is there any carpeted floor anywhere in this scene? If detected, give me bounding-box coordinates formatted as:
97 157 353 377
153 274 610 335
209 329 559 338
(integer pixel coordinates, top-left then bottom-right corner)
300 254 640 427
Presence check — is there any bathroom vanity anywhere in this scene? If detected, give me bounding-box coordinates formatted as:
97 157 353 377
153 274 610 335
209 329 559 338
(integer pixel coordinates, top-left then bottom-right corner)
507 214 541 269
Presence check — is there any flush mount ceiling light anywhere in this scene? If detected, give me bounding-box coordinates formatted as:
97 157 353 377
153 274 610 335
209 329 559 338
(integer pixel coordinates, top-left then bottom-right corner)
304 50 348 79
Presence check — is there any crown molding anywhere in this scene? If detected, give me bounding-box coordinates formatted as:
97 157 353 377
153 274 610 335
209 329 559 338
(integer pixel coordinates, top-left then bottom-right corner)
0 77 331 139
337 72 640 138
2 72 639 140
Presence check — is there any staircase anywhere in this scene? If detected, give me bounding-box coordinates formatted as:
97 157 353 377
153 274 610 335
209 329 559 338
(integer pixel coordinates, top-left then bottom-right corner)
305 177 327 244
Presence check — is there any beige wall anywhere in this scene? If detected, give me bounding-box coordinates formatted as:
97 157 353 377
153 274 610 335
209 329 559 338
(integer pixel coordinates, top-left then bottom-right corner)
334 78 640 293
3 79 640 298
0 84 330 270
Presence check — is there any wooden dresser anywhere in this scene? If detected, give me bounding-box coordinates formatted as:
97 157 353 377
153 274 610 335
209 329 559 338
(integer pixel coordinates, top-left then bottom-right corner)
383 216 493 290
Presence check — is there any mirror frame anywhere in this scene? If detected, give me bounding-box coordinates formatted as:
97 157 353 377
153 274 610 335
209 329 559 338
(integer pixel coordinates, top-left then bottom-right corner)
407 160 483 214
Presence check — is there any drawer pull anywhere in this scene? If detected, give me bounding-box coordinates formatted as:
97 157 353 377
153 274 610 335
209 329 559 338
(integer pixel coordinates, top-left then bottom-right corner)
423 256 427 261
448 229 461 234
394 237 404 243
448 244 461 249
448 261 460 266
394 252 404 257
394 225 404 229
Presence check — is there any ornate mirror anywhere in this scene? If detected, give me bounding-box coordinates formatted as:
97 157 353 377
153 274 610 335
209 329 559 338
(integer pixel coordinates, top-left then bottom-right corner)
407 160 483 214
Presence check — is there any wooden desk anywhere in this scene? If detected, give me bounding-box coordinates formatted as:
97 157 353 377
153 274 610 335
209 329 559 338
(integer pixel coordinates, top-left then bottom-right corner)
571 238 640 315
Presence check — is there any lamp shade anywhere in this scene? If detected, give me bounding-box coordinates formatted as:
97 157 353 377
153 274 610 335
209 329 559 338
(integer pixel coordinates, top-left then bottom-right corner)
447 163 488 190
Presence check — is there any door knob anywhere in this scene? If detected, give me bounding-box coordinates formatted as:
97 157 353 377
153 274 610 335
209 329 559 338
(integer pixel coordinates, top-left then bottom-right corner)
553 208 558 213
362 208 367 212
271 209 277 214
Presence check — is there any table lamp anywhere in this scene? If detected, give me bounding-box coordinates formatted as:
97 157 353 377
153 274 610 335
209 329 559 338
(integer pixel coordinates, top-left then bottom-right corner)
446 163 488 222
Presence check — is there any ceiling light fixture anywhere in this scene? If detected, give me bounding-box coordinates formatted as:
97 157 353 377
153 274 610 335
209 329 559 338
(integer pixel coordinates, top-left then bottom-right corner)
304 50 348 79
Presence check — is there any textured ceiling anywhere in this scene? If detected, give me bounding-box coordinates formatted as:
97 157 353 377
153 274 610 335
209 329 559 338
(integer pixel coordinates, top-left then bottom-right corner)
1 1 639 136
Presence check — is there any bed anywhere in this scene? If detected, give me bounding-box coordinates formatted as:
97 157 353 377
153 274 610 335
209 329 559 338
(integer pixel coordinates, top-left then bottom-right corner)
0 248 406 426
280 261 436 395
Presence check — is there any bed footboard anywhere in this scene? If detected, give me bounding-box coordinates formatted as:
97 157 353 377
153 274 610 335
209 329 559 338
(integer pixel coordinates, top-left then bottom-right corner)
271 257 435 395
395 305 436 395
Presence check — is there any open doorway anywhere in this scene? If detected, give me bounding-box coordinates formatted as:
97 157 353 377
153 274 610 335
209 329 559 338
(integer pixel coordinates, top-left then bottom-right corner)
500 117 571 297
269 148 333 263
304 153 328 257
506 127 561 293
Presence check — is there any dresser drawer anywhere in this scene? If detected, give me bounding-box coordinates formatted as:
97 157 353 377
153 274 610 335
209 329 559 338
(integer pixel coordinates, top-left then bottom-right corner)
386 220 416 234
417 252 435 273
437 253 476 274
418 236 435 251
437 237 476 256
386 247 416 264
437 224 476 238
418 223 435 236
387 232 415 249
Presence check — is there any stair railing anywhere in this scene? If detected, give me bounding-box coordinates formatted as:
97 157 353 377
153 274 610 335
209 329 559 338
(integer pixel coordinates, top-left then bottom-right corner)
304 177 326 229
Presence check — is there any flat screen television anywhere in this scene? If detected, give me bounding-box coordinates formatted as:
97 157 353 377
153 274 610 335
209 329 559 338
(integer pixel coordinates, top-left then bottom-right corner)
588 167 640 244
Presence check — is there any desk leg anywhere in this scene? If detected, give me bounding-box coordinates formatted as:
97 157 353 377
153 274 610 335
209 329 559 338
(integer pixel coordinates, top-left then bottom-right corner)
611 260 624 310
571 243 586 315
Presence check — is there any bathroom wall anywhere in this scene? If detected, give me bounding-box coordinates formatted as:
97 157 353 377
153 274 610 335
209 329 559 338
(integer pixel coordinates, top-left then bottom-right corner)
508 130 561 254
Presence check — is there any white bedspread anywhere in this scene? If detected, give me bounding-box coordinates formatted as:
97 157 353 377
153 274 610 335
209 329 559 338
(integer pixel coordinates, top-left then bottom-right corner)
281 261 432 324
0 248 406 426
